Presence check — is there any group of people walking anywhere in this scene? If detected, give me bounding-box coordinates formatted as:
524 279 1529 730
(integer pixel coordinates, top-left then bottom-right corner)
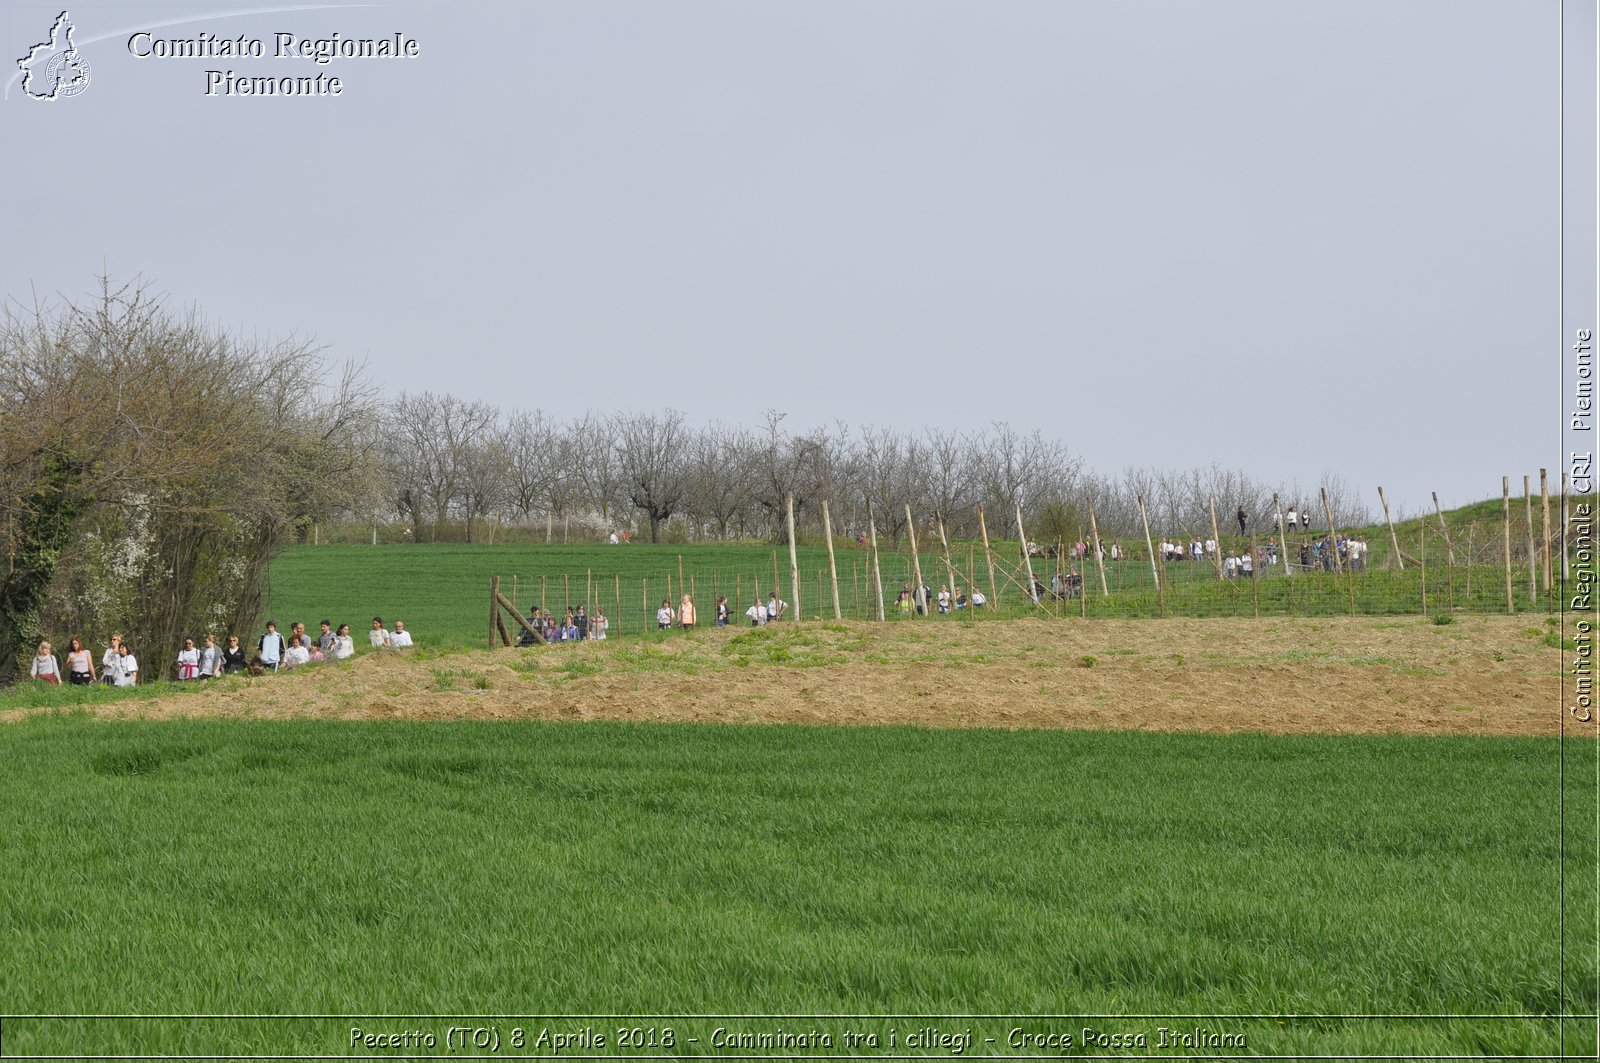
27 615 415 685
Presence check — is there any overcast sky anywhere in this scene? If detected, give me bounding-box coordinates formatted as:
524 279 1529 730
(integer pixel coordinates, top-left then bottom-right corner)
4 1 1590 516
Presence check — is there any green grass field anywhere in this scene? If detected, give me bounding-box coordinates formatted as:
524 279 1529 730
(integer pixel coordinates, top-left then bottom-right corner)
0 716 1593 1056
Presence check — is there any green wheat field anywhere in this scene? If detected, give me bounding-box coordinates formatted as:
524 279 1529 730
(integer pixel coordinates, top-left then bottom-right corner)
1 716 1595 1057
2 529 1596 1059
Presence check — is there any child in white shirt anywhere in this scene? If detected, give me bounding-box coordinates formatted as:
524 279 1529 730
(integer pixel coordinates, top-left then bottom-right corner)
115 643 138 686
31 641 60 684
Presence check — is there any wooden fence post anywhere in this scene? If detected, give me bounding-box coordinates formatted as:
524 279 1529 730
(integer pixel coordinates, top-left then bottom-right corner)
1321 487 1356 616
1563 473 1572 582
786 493 801 622
937 515 959 615
1433 492 1455 613
1208 497 1224 579
1420 520 1428 616
822 499 842 620
1138 495 1163 618
490 576 500 650
905 505 927 615
1541 468 1553 600
977 505 999 608
1524 475 1537 611
1502 476 1515 614
868 503 886 621
1087 496 1110 598
1378 486 1404 570
1466 523 1474 602
1016 504 1040 605
1249 529 1260 617
1273 493 1291 576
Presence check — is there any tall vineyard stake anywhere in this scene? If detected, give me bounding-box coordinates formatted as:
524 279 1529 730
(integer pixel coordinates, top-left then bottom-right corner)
1434 493 1455 613
786 493 801 621
1137 495 1163 618
1321 487 1356 616
1420 520 1428 616
1502 476 1515 614
966 546 977 614
1524 475 1538 611
490 576 500 650
937 515 959 616
852 559 861 619
1432 492 1456 563
1249 527 1260 618
1208 497 1225 579
1055 542 1065 620
822 500 842 620
905 505 927 615
1466 523 1474 602
977 505 999 608
1563 473 1572 581
1541 468 1552 598
1087 496 1110 598
643 578 648 625
586 570 592 617
1378 486 1404 570
1273 493 1291 576
1078 536 1087 619
1015 504 1040 605
868 503 886 621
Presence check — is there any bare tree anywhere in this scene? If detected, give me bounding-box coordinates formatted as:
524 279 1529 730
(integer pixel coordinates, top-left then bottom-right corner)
616 409 692 543
502 408 558 524
750 411 832 544
570 411 621 528
683 424 753 540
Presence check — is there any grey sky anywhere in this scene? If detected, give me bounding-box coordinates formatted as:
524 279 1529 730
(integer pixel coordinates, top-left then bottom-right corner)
3 1 1584 516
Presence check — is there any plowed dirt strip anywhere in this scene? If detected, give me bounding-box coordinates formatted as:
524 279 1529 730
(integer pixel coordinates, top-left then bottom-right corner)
7 616 1575 736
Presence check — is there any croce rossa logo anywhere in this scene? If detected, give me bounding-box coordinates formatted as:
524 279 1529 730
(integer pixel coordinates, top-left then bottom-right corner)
17 10 91 100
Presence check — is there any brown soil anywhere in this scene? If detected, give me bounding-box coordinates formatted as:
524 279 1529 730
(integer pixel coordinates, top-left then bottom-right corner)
9 615 1579 737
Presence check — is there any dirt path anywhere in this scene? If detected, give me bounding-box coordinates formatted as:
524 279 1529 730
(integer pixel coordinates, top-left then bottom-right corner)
6 616 1577 737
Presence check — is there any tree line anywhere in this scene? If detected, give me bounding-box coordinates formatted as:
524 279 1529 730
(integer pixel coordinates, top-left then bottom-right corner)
0 279 1368 683
369 395 1369 550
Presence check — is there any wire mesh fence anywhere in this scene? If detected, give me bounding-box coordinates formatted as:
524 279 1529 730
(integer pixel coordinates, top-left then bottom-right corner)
494 512 1574 645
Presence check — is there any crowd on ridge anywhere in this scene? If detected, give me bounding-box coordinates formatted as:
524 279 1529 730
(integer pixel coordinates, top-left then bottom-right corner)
516 590 798 645
27 616 416 686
